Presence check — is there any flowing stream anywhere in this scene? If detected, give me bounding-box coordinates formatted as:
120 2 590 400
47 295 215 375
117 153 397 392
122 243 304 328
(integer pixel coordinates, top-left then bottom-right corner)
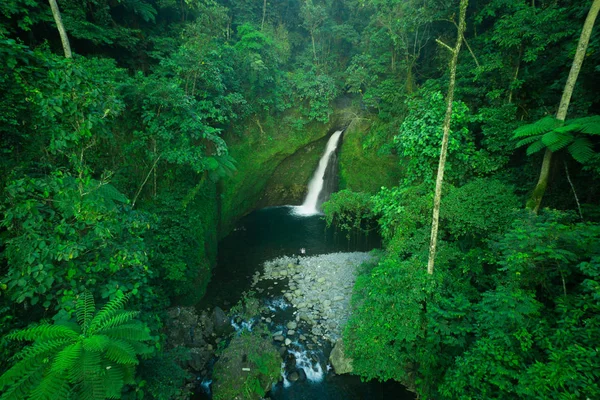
196 131 414 399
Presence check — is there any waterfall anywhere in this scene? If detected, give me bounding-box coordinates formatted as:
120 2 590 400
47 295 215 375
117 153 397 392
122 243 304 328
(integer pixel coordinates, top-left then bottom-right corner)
295 130 343 215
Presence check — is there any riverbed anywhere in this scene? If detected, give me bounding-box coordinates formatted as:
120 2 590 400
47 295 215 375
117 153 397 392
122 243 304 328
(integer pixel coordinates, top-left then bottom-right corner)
197 206 414 399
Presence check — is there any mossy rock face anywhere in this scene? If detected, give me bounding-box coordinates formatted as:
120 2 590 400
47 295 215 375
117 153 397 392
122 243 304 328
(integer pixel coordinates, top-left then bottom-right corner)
257 135 331 207
219 110 347 237
339 118 401 193
212 331 282 400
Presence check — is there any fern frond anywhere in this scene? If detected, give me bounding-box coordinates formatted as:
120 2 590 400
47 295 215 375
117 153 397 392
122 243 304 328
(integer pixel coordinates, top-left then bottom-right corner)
95 311 140 332
76 290 96 335
526 140 547 155
567 137 595 163
513 116 561 139
103 364 125 399
0 361 46 400
516 134 543 148
569 116 600 134
82 335 111 352
100 323 152 341
11 339 72 362
122 0 157 22
128 341 154 358
103 339 138 365
7 323 79 342
121 364 136 385
78 350 105 400
29 370 71 400
50 342 83 373
88 292 130 334
543 131 574 152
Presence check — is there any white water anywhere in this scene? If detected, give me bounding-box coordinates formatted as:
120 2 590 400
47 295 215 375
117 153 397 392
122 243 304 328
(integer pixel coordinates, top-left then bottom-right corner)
281 362 292 388
230 318 255 333
289 349 324 383
295 130 343 216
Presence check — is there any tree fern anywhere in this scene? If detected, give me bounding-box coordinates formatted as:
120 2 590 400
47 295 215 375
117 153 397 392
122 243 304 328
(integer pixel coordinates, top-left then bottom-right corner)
568 137 595 163
77 290 96 334
513 116 561 138
542 131 573 152
88 292 130 334
513 115 599 163
0 290 154 400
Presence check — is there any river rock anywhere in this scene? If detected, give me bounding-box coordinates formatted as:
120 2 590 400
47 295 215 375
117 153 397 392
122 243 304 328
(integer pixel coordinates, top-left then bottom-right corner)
329 338 353 374
188 347 211 372
288 371 300 382
212 306 232 336
286 321 297 330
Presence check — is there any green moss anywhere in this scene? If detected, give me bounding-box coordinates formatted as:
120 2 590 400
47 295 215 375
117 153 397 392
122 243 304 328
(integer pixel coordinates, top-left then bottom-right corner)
212 330 281 400
219 110 340 236
339 118 401 193
258 134 330 207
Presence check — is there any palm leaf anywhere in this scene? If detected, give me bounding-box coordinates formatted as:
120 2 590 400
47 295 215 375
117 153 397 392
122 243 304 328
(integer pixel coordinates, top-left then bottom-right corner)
567 137 595 163
513 116 561 139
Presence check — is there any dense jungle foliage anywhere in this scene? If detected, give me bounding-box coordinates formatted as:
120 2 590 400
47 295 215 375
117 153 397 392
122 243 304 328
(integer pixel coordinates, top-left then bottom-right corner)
0 0 599 398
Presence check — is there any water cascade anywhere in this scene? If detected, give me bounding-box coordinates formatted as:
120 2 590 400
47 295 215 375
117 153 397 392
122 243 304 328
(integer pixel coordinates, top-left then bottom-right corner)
295 130 343 215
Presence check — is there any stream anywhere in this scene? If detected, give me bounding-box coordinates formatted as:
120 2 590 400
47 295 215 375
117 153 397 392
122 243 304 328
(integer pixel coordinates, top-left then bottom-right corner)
196 206 415 399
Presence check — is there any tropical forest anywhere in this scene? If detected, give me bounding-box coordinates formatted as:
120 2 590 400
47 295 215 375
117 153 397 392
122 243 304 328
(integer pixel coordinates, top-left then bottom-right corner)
1 0 599 398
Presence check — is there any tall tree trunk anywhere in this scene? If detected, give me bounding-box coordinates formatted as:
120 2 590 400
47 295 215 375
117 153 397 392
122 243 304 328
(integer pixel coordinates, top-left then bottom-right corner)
311 32 318 66
48 0 72 58
528 0 600 213
261 0 267 30
426 0 468 275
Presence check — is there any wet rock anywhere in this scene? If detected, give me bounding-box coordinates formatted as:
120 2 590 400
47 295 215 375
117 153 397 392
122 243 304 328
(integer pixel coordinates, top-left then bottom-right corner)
288 371 300 382
286 321 297 330
273 335 285 342
329 339 353 374
188 347 211 372
212 306 232 336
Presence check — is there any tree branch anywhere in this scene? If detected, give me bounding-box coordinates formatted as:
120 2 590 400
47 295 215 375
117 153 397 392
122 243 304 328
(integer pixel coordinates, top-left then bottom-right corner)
436 39 455 53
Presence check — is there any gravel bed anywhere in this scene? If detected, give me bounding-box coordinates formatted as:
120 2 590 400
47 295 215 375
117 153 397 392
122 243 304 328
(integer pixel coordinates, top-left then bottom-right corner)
251 252 374 345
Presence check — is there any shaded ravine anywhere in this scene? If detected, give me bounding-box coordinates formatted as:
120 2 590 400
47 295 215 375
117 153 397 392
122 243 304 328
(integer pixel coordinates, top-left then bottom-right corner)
196 131 414 399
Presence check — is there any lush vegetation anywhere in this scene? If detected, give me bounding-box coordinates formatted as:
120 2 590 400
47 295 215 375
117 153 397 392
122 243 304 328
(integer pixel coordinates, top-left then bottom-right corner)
1 0 599 398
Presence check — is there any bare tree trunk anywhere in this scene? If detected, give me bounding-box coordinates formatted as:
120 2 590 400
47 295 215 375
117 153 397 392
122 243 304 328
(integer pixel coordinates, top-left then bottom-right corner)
261 0 267 30
48 0 72 58
528 0 600 213
311 32 318 66
426 0 468 275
